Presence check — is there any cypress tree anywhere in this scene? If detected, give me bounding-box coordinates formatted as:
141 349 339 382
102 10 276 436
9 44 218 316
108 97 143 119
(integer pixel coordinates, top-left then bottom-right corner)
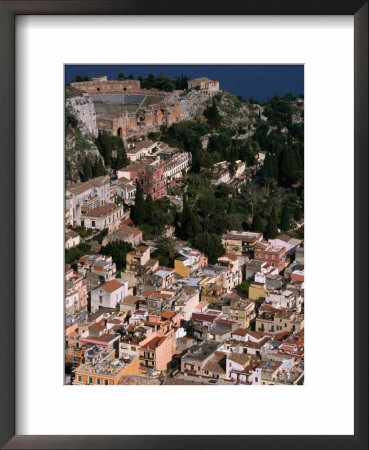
265 206 278 239
93 158 106 177
251 214 263 232
131 182 145 225
82 158 92 181
145 194 155 223
102 131 112 167
280 204 292 231
294 205 303 221
116 138 129 170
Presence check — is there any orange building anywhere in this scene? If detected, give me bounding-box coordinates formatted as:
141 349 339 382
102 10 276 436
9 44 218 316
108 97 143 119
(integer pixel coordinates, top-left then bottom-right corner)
139 321 176 371
73 352 141 385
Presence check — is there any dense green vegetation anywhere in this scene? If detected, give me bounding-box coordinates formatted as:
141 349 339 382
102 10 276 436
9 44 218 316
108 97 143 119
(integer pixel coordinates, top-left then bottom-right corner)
133 92 304 247
65 242 91 266
72 75 90 82
131 185 175 239
95 131 129 171
118 72 189 92
100 241 134 271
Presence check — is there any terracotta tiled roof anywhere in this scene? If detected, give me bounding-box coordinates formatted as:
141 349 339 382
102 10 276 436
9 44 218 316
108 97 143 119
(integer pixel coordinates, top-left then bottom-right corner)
142 336 166 350
89 322 105 332
228 353 251 366
221 253 238 261
84 203 120 217
161 310 175 319
233 328 248 337
101 279 123 293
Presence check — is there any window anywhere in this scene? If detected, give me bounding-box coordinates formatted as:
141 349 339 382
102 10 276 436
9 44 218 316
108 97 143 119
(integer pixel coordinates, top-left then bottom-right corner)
104 380 108 385
97 379 101 385
99 296 103 304
78 375 82 382
92 220 96 228
255 377 258 382
88 377 92 385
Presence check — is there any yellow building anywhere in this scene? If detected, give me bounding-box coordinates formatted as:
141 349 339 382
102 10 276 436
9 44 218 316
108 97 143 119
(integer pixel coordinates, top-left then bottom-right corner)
229 297 256 329
201 283 227 304
174 256 190 278
248 282 269 301
73 354 141 385
126 245 150 271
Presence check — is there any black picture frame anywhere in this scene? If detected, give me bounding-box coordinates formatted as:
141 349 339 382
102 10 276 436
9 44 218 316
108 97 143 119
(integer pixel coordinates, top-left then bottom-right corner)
0 1 367 449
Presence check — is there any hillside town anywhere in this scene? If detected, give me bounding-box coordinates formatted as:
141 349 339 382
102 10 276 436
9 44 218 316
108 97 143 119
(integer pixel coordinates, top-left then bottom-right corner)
65 73 304 385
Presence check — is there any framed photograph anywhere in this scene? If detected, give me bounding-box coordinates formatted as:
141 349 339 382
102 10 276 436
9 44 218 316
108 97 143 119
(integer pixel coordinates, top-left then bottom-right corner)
0 1 367 449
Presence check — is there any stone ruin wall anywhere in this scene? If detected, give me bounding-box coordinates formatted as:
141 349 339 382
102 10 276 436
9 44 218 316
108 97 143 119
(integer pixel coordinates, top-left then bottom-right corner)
97 101 181 140
71 79 141 94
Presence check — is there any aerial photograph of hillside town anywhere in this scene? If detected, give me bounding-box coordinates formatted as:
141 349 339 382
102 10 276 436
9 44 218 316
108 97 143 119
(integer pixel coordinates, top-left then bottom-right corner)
65 65 304 386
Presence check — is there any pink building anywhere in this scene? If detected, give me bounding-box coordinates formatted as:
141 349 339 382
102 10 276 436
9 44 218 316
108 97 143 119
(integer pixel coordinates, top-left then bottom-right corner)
291 269 304 284
139 325 175 371
254 242 287 273
65 266 88 315
118 162 166 200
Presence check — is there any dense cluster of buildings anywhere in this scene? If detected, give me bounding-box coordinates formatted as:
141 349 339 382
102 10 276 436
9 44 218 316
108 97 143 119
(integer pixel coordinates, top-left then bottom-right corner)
65 75 304 386
65 191 304 385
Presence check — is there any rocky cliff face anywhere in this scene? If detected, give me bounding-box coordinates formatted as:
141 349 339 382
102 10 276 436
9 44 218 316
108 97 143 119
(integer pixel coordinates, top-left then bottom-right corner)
170 89 258 130
65 94 104 182
66 94 99 138
169 90 218 121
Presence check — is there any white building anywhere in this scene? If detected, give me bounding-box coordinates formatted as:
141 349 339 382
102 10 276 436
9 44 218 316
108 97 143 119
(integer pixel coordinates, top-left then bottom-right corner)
65 176 111 226
91 279 128 313
112 177 136 204
126 140 158 162
163 152 190 182
217 253 241 291
187 77 219 92
78 203 124 232
65 230 80 249
174 287 200 322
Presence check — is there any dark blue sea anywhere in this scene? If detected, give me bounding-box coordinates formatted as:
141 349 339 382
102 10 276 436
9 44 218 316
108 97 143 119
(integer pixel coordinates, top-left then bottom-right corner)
65 65 303 102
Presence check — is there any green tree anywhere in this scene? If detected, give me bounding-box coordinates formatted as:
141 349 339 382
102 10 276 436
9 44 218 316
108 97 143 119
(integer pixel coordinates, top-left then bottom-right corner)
265 206 278 239
96 130 112 167
145 194 155 221
294 205 303 221
100 241 134 271
280 204 292 231
116 138 129 170
151 237 176 267
81 158 92 181
236 280 251 294
130 182 145 225
93 158 106 177
194 232 224 264
251 214 263 233
203 99 221 130
65 242 91 265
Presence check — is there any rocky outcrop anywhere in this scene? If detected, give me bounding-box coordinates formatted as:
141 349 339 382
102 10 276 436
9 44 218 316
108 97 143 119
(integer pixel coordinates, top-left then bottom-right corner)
65 94 104 182
169 89 217 121
66 94 98 138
